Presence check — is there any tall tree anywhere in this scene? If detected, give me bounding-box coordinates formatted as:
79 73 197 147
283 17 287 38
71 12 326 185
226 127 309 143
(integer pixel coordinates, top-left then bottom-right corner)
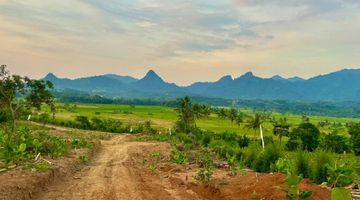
0 65 54 135
175 96 196 133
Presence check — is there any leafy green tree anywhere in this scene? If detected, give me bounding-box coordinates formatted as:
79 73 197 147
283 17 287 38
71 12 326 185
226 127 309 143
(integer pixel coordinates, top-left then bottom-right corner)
272 117 290 144
292 122 320 151
320 132 350 153
175 96 196 133
0 65 54 134
348 123 360 155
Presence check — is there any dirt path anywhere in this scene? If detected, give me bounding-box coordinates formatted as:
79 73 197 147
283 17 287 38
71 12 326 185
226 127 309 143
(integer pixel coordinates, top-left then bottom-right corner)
36 135 147 200
35 134 202 200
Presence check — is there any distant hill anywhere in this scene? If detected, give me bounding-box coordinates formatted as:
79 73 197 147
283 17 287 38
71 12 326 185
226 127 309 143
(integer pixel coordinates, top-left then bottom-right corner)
44 68 360 101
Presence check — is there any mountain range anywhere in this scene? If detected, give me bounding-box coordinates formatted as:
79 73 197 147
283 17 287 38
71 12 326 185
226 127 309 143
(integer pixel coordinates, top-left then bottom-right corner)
44 68 360 101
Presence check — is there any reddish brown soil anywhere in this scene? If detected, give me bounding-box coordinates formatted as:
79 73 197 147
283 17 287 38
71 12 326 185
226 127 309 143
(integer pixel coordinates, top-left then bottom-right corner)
0 128 331 200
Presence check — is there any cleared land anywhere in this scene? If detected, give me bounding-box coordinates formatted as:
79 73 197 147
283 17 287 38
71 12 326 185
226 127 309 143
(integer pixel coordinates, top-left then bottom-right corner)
0 125 331 200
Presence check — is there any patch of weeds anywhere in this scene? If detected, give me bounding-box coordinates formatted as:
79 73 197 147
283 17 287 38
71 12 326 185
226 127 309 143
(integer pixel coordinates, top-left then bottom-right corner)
151 151 161 158
28 162 50 171
78 155 89 164
149 164 157 174
195 167 213 183
170 148 188 165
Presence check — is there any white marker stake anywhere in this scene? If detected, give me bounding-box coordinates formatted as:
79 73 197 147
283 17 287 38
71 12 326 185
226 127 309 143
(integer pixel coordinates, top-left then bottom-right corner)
27 115 31 121
260 124 265 149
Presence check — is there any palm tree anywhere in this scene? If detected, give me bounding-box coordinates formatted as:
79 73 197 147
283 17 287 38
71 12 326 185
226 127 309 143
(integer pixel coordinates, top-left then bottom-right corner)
272 117 290 144
245 113 265 149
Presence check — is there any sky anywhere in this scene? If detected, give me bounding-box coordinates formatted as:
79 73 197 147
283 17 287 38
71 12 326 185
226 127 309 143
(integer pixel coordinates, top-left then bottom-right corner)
0 0 359 86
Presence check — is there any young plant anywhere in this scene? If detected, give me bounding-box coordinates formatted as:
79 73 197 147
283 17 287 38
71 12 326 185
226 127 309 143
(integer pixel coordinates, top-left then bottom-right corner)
283 173 312 200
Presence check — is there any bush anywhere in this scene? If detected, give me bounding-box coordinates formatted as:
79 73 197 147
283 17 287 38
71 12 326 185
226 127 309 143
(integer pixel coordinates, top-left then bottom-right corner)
320 133 350 153
312 150 333 184
327 162 353 187
243 143 261 168
75 116 91 129
348 123 360 156
238 135 250 148
295 151 311 178
253 144 282 172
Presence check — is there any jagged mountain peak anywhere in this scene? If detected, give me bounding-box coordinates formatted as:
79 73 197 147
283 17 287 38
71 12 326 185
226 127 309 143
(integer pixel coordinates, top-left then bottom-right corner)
44 72 58 80
141 70 163 82
242 71 254 78
217 75 233 82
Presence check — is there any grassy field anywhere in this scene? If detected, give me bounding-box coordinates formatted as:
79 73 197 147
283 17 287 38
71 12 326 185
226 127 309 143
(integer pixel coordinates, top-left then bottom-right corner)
53 103 360 137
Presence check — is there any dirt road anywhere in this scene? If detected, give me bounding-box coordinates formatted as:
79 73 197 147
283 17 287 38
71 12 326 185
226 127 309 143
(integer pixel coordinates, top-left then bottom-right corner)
35 135 201 200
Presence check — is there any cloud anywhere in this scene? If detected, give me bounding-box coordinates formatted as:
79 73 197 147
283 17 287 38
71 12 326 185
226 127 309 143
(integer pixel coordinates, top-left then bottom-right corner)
0 0 359 85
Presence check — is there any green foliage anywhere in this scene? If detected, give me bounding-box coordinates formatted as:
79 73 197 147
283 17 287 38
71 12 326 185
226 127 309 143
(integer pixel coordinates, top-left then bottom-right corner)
78 155 89 163
331 188 352 200
312 150 333 184
284 173 312 200
291 123 320 152
320 132 350 153
253 144 282 172
1 127 69 164
348 122 360 155
195 148 214 168
170 148 188 165
195 167 213 183
327 163 353 187
275 157 292 174
75 116 91 129
0 65 54 132
286 134 302 151
272 117 290 143
295 151 311 178
28 162 50 171
243 144 261 168
175 96 196 133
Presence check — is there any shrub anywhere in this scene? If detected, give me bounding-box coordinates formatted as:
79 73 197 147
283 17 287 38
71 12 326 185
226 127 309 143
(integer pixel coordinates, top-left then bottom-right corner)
275 157 292 174
348 123 360 156
243 143 261 168
253 144 282 172
327 162 353 187
312 150 333 184
295 151 311 178
75 116 91 129
238 135 250 148
320 133 350 153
